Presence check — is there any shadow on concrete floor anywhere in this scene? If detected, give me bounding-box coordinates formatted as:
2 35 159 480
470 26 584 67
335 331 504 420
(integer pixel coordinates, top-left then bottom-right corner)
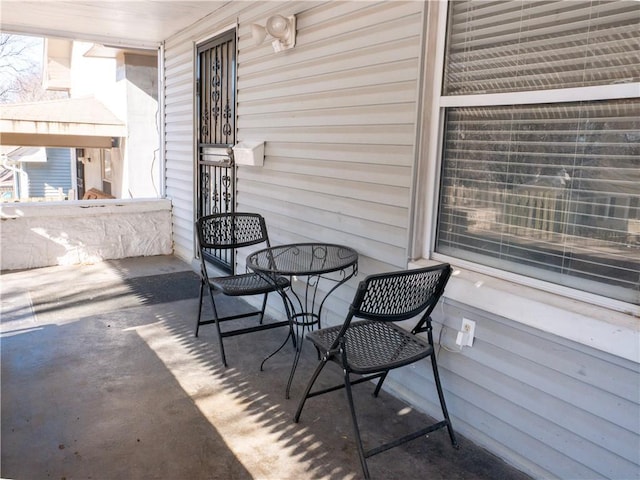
1 255 533 480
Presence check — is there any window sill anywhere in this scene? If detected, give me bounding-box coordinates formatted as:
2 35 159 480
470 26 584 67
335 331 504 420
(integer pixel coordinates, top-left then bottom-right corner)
409 259 640 364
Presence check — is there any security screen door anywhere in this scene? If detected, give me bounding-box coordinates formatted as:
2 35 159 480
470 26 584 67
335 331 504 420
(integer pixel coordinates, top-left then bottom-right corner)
196 30 236 272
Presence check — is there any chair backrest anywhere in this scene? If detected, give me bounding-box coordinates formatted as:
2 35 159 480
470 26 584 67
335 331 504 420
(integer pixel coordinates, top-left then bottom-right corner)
196 213 271 251
350 264 452 324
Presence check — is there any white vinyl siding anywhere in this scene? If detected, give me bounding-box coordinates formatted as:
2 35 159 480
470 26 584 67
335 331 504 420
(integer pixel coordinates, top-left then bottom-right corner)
163 1 425 319
389 297 639 479
163 33 198 261
235 1 424 322
235 1 423 271
161 2 639 479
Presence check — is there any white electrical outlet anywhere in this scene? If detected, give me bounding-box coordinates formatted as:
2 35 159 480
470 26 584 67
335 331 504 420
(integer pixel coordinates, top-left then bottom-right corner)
455 318 476 347
461 318 475 346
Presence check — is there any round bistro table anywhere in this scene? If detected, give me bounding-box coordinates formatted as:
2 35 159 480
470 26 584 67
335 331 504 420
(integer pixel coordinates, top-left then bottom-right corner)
246 243 358 398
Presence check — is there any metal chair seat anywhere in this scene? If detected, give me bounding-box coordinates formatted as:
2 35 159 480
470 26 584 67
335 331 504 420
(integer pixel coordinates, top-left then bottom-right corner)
306 320 433 374
211 272 290 297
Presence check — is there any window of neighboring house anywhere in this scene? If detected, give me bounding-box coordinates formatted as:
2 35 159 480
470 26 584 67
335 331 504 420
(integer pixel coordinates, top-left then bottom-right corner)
433 0 639 306
101 149 112 195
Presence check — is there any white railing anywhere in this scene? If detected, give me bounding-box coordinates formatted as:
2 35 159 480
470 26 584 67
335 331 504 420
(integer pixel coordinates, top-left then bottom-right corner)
0 198 173 271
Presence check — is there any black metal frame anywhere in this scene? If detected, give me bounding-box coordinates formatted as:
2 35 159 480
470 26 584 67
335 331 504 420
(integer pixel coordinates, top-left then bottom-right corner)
196 30 237 273
195 213 291 367
197 146 235 270
294 264 458 479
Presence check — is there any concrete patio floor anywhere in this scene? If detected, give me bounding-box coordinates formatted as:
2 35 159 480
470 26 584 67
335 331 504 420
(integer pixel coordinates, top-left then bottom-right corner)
1 255 533 480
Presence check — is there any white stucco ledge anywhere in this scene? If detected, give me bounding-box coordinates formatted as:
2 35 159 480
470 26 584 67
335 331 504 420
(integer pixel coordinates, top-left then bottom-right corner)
1 198 173 271
410 259 640 364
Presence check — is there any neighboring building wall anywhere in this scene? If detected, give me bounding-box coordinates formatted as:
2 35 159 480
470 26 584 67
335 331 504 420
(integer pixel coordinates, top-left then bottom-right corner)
0 199 172 270
118 53 160 198
69 43 159 199
22 148 72 199
161 2 639 479
80 147 104 195
43 38 72 91
70 42 120 109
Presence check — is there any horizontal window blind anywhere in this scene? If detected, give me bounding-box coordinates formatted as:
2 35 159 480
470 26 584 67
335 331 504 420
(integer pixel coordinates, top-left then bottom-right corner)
444 0 640 95
436 99 639 304
436 0 640 306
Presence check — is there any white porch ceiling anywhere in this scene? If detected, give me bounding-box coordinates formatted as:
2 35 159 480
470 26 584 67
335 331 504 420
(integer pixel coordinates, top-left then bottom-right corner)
0 1 227 49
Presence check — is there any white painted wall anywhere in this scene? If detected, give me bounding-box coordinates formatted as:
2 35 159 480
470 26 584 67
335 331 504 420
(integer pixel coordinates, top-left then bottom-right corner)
71 42 121 112
69 43 159 199
79 147 103 193
0 199 172 270
118 52 160 198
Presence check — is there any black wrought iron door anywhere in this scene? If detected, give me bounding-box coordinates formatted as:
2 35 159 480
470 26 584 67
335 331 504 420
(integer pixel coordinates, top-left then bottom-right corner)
196 30 236 271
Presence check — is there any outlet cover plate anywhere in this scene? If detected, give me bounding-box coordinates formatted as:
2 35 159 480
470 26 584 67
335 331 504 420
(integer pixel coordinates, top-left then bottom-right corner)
460 318 475 346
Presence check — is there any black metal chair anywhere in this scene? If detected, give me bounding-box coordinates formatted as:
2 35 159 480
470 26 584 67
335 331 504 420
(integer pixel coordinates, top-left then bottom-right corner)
294 264 458 479
195 212 291 367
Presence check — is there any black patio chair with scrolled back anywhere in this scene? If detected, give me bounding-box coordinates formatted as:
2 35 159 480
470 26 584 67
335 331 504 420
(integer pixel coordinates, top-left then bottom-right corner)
294 263 458 479
195 212 291 367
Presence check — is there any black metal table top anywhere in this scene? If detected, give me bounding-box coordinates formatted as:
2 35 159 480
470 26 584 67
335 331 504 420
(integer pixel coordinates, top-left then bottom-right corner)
247 243 358 277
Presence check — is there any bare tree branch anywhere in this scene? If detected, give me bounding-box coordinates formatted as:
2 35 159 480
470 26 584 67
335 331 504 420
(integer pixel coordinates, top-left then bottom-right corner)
0 34 43 103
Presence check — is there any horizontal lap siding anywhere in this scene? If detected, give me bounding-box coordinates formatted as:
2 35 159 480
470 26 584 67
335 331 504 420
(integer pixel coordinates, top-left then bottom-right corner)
233 1 424 325
164 1 422 273
388 300 640 479
25 148 71 198
163 30 196 261
162 3 639 479
163 0 424 373
236 1 423 285
163 1 309 262
163 0 257 261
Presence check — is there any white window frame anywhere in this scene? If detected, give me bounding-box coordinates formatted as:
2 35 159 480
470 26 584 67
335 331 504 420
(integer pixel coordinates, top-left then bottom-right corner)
414 1 639 362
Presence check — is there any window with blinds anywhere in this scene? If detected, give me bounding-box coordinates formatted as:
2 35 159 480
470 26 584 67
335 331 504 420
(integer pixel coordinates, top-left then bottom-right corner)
443 0 639 94
435 0 640 306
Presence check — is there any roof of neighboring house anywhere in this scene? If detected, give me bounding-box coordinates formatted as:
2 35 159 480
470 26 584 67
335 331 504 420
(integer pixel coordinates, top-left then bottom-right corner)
0 167 14 188
0 97 126 148
7 146 48 163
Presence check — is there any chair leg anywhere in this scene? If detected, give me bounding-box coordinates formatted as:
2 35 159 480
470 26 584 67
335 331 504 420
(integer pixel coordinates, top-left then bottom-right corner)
207 287 228 368
257 292 269 324
430 354 458 447
195 279 205 337
343 370 371 479
294 358 328 423
372 371 388 397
